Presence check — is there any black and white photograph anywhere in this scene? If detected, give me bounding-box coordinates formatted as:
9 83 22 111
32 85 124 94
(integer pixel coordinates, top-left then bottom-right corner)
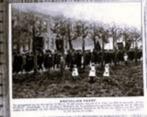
10 2 144 98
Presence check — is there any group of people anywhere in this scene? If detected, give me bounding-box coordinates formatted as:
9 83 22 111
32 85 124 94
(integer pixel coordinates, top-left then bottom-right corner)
13 49 142 76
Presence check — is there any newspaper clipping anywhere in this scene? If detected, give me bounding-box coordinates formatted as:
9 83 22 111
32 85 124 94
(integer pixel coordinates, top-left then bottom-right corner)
8 1 147 117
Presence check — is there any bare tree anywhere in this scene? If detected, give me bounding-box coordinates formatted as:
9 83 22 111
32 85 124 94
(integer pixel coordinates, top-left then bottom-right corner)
50 17 67 76
129 28 141 63
12 9 47 73
89 23 101 51
96 25 109 68
65 19 78 50
110 26 123 65
75 21 89 54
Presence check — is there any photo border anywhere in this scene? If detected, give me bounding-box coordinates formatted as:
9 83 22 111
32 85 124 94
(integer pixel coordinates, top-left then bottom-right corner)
8 0 147 116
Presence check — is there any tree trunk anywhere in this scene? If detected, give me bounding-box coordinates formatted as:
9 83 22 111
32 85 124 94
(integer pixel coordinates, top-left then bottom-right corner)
67 24 73 50
16 42 20 53
82 36 85 69
93 36 96 50
82 37 85 54
101 35 104 69
68 38 73 50
32 23 38 73
113 37 117 66
134 41 138 64
61 36 65 78
16 30 21 53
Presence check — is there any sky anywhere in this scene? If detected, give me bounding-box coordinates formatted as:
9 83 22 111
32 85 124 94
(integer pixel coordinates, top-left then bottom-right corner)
12 2 141 30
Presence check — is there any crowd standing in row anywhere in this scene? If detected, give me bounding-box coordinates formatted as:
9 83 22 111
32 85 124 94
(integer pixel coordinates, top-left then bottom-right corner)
13 49 142 75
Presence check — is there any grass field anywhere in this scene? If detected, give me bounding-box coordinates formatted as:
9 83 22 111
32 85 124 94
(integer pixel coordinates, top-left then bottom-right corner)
13 63 144 98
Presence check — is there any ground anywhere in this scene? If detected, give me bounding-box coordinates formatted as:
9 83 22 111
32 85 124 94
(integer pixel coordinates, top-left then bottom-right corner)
13 63 144 98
